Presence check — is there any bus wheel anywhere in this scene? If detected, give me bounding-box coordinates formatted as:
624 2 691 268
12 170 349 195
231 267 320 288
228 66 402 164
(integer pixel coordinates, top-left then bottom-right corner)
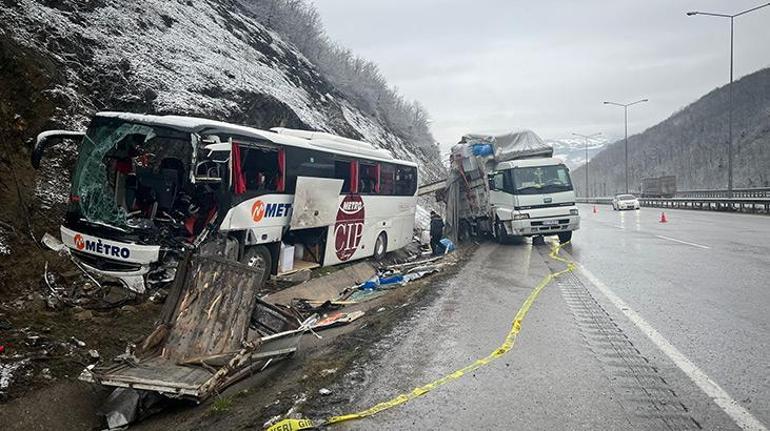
374 232 388 261
241 245 271 286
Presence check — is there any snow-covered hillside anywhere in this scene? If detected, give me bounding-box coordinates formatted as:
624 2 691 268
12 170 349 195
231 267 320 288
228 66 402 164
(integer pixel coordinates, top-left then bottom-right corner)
0 0 443 177
0 0 444 263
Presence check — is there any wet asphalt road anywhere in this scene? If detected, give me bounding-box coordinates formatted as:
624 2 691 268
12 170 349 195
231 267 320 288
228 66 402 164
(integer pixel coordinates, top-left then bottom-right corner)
331 205 769 430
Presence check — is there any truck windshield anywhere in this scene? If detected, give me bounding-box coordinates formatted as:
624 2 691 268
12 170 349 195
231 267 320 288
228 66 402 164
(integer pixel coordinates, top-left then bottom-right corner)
511 164 573 195
70 117 192 228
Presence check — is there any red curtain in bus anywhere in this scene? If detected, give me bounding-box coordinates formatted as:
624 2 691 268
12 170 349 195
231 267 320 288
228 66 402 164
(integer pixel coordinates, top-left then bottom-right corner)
350 160 359 194
231 142 246 195
375 163 381 193
276 148 285 192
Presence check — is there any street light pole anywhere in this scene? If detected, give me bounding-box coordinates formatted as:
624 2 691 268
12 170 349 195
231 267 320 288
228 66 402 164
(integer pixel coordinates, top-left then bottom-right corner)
572 132 602 198
603 99 648 194
687 2 770 198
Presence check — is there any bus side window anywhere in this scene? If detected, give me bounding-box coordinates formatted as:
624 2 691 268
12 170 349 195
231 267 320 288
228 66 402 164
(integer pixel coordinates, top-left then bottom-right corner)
359 162 379 194
285 148 334 193
395 166 417 196
334 160 352 193
240 146 279 192
380 164 395 195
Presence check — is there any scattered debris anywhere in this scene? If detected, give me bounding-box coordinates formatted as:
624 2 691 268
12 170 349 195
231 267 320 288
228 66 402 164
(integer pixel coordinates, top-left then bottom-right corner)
82 255 313 425
70 336 86 348
312 311 365 330
101 388 164 430
318 388 332 396
88 349 100 362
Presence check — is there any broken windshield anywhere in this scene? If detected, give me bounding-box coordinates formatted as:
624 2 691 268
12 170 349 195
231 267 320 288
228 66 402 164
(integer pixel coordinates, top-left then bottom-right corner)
70 117 193 229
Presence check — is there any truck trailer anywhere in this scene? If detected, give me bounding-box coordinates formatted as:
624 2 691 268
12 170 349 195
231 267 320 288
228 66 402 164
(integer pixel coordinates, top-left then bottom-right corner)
444 130 579 244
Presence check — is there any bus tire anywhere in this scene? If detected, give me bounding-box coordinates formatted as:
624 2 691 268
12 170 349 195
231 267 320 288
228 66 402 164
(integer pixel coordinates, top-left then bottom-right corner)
240 245 272 287
373 232 388 261
558 231 572 244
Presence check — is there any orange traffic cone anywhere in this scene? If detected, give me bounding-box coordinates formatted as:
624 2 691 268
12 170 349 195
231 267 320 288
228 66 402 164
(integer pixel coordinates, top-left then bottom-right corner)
659 212 668 223
593 205 598 214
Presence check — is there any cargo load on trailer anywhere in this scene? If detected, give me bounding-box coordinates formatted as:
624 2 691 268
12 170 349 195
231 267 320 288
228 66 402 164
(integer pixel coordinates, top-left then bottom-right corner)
443 129 579 244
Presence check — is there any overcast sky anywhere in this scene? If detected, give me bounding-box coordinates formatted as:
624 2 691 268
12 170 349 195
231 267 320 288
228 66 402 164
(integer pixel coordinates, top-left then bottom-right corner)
315 0 770 150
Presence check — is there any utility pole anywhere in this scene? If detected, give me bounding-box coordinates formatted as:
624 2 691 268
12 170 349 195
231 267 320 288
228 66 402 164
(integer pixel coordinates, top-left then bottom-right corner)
687 2 770 197
572 132 602 198
604 99 648 194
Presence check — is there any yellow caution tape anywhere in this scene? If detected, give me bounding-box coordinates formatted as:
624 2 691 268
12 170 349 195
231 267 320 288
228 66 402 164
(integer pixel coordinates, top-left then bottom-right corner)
266 418 315 431
268 241 575 430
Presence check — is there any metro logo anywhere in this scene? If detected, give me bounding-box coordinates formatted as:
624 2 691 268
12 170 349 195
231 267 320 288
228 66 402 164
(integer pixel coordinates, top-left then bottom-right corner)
252 200 266 222
71 233 131 259
74 234 85 250
251 200 292 223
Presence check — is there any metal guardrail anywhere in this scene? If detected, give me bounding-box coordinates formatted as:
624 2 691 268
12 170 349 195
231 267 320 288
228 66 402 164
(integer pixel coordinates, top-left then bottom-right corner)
639 197 770 213
673 187 770 199
577 195 770 214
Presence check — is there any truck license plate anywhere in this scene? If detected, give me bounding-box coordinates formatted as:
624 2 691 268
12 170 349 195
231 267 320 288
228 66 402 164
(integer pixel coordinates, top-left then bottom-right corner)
542 220 559 226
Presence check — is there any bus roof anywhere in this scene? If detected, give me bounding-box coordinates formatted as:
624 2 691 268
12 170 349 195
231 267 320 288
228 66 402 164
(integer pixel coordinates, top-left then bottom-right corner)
94 112 417 167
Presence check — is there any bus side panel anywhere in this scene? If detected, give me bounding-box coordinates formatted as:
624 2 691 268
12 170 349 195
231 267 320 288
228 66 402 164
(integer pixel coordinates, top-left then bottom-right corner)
323 194 416 266
219 194 294 231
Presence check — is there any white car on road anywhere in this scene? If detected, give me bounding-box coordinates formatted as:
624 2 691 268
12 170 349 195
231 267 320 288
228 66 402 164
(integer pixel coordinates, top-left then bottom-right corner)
612 194 640 211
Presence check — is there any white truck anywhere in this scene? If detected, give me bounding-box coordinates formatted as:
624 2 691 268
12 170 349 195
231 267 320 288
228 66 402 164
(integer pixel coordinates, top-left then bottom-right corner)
445 130 579 244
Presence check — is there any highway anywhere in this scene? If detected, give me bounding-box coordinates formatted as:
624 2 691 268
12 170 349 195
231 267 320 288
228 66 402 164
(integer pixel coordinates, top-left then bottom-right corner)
324 205 770 430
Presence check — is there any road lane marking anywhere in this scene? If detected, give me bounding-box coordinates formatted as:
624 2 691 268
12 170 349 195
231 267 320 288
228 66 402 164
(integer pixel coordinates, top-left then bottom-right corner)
655 234 711 249
267 243 576 431
577 263 767 431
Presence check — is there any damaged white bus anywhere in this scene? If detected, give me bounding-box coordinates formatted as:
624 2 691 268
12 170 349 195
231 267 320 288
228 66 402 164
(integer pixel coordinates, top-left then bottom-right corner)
33 112 418 293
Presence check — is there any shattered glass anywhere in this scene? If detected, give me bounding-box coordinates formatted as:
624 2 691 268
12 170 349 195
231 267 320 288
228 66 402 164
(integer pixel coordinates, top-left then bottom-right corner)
70 119 192 229
71 123 156 228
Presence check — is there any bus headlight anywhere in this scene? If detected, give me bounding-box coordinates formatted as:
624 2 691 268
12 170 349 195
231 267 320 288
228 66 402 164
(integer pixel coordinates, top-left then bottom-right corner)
513 213 530 220
570 209 579 216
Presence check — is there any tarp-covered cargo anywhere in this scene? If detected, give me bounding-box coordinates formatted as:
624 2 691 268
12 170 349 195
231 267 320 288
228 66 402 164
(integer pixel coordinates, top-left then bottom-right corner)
459 130 553 162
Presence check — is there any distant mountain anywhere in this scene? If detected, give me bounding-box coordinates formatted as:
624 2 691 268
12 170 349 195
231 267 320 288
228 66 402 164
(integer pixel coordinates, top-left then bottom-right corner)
573 67 770 196
548 138 610 170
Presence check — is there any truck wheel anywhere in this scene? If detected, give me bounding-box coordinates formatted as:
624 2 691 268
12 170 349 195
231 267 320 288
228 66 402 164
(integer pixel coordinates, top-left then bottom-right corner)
240 245 272 286
494 221 506 244
558 231 572 244
373 232 388 261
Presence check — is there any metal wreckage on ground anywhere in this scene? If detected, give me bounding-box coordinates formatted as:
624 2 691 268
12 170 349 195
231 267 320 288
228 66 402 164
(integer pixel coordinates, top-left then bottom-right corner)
79 254 311 401
77 248 451 428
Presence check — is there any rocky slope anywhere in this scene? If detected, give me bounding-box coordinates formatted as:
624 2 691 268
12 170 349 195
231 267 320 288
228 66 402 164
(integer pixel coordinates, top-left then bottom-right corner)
0 0 444 265
573 67 770 196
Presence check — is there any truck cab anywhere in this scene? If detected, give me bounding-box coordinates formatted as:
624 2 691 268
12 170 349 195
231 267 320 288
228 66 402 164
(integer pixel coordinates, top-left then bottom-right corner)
487 157 579 243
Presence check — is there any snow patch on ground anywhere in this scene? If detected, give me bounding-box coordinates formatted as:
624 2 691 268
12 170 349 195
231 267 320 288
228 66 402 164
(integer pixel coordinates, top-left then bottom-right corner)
0 233 10 255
